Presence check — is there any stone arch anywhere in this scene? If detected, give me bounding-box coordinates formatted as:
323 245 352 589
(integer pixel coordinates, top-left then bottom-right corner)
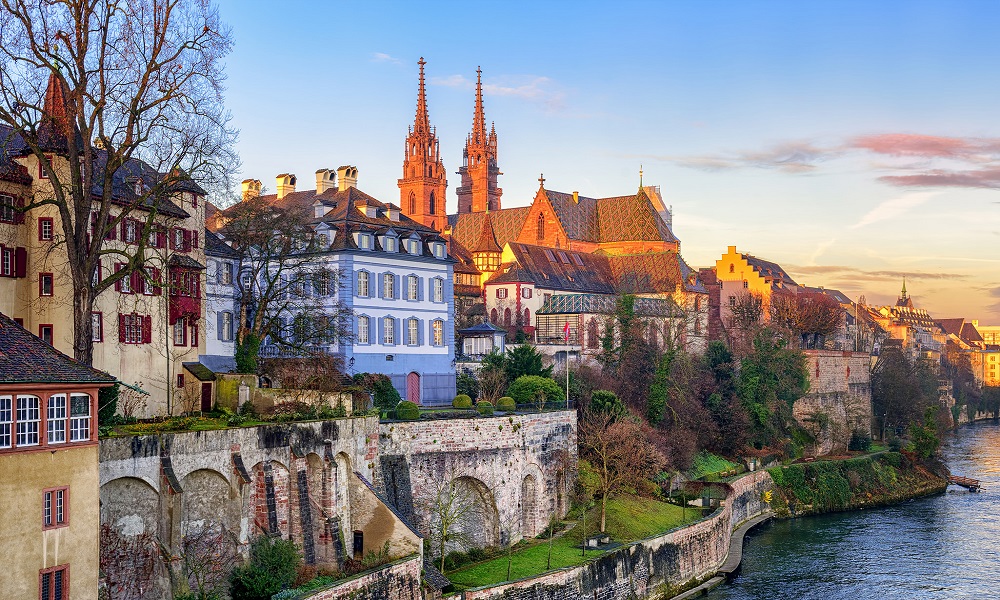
334 452 353 542
100 477 162 600
305 452 340 567
180 469 239 534
249 460 290 538
449 475 499 552
178 469 239 594
521 474 538 538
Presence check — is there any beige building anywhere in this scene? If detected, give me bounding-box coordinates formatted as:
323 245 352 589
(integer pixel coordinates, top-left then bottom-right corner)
0 311 115 600
0 75 209 416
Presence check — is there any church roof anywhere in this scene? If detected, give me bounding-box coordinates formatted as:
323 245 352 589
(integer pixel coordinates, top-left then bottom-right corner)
489 243 615 294
472 212 502 254
607 252 706 295
449 207 531 251
0 312 115 384
595 188 677 244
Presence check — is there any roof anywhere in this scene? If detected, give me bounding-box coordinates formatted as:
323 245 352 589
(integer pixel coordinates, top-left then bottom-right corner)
595 188 677 244
472 212 502 254
168 254 206 269
458 322 507 335
204 229 241 259
182 362 217 382
489 243 616 294
0 312 115 385
449 207 531 251
607 252 706 294
536 293 679 317
742 253 797 286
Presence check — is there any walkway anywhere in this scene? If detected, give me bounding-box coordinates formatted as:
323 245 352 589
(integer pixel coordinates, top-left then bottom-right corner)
670 511 773 600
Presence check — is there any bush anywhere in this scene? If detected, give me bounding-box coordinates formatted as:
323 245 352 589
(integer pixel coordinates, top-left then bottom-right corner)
456 372 479 401
98 383 119 425
477 401 494 416
395 400 420 420
453 394 473 409
466 547 487 562
229 536 300 600
353 373 402 412
234 334 261 374
443 550 470 571
589 390 626 418
506 375 563 406
887 436 903 452
496 396 516 412
848 430 872 452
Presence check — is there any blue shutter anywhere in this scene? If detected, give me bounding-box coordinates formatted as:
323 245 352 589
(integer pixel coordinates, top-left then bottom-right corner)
378 272 385 299
393 274 400 300
217 311 224 341
369 315 375 345
417 319 424 346
417 276 424 301
394 317 400 345
377 317 385 345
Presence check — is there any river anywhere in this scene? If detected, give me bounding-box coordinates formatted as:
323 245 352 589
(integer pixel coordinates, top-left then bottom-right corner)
706 421 1000 599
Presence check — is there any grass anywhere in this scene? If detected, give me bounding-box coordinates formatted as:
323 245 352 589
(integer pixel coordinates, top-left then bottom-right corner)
687 451 740 481
447 494 700 590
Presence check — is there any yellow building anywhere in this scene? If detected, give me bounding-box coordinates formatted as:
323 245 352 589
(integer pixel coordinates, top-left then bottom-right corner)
0 311 115 599
714 245 799 327
0 75 208 416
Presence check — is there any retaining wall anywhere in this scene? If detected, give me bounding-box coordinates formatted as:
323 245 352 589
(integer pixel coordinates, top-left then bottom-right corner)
297 554 424 600
795 350 873 455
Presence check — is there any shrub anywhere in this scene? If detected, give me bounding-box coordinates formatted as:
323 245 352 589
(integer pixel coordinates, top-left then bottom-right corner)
506 375 563 406
589 390 626 418
477 401 494 416
496 396 516 412
234 334 261 374
443 550 470 571
239 400 257 418
456 372 479 401
453 394 473 409
466 547 487 562
353 373 402 412
848 430 872 452
229 536 300 600
395 400 420 420
887 437 903 452
98 383 119 425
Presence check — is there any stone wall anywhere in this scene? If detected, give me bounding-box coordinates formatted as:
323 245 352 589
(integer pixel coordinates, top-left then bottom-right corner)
379 411 577 551
98 417 420 599
461 470 773 600
298 553 423 600
794 350 873 456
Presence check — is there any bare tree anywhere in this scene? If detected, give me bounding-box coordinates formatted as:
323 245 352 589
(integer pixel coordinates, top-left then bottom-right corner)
726 291 765 357
99 523 158 600
477 365 507 405
0 0 236 365
420 467 491 573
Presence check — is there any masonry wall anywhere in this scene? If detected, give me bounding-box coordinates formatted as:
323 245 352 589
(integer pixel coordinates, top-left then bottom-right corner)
461 470 773 600
299 553 423 600
794 350 873 456
98 417 388 599
379 411 577 551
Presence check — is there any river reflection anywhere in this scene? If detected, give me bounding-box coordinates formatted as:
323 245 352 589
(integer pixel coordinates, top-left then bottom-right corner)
706 421 1000 599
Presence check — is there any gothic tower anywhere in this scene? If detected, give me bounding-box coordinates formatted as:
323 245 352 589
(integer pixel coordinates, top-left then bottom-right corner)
456 67 502 214
399 57 447 231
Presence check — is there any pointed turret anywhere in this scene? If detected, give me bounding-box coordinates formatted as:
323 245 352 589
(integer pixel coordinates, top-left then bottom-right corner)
472 213 502 276
457 67 502 214
37 72 76 155
399 57 447 231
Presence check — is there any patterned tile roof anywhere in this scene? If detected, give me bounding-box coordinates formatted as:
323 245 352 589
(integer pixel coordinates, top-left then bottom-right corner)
536 293 678 317
607 252 706 295
0 312 115 384
446 237 480 275
544 190 599 241
595 188 677 244
449 207 532 251
489 243 615 294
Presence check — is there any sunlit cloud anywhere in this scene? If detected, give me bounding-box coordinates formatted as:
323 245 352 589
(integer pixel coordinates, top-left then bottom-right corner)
787 264 968 283
371 52 402 65
668 141 836 173
431 73 567 111
877 167 1000 189
850 191 937 228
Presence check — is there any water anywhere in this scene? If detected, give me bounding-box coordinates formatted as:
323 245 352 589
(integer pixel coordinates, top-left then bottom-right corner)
707 421 1000 599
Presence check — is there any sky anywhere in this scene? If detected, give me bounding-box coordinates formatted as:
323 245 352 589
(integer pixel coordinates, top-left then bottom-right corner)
215 0 1000 323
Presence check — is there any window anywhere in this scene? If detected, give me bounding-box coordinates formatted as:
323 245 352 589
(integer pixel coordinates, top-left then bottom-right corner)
177 374 185 388
123 219 138 244
537 213 545 241
384 236 397 252
433 320 443 346
496 288 508 299
432 242 445 259
522 287 532 299
219 311 233 342
504 308 512 326
0 194 16 223
39 324 53 345
39 564 68 600
190 322 199 347
2 247 12 276
47 395 67 444
433 278 443 303
383 317 395 344
43 487 69 529
91 312 103 342
39 217 54 241
0 396 10 448
120 314 150 345
383 273 394 299
407 318 418 345
729 264 735 273
16 395 40 446
407 275 418 300
357 271 370 297
406 238 421 255
429 192 436 214
729 296 737 307
142 268 160 295
69 394 90 441
173 317 187 346
220 262 233 285
408 192 416 214
743 280 749 289
39 273 54 296
117 263 132 293
173 228 185 250
357 315 370 344
357 233 372 250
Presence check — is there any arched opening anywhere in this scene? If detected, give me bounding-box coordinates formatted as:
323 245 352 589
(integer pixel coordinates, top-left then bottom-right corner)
491 308 498 323
504 308 511 326
536 213 545 241
408 192 416 214
100 477 161 599
587 318 599 349
429 191 436 215
407 371 421 403
440 476 499 553
523 308 530 326
334 453 352 544
521 475 538 538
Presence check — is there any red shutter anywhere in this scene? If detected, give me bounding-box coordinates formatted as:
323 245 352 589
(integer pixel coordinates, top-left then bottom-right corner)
142 315 152 344
191 323 198 346
14 247 26 278
118 314 127 343
152 268 162 295
104 215 116 240
192 231 199 249
183 229 191 252
121 220 128 242
114 263 124 292
169 228 177 250
14 197 24 224
157 230 166 249
131 270 141 293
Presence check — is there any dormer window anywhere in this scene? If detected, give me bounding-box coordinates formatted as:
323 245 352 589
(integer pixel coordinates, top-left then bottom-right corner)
406 238 421 255
431 242 446 259
317 233 329 249
384 236 397 253
354 232 372 250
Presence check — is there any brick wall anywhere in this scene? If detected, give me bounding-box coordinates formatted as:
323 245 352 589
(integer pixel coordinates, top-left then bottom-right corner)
462 471 773 600
794 350 873 455
299 553 423 600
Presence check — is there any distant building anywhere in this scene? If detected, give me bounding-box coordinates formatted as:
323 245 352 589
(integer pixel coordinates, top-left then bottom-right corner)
200 228 241 374
0 311 115 600
875 282 945 361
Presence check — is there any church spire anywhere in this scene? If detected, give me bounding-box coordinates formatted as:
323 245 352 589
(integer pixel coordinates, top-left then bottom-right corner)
471 67 486 145
399 57 447 231
457 66 502 214
901 277 907 299
413 57 430 134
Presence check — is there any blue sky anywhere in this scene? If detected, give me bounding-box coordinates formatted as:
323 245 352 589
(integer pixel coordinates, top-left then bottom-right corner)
216 0 1000 323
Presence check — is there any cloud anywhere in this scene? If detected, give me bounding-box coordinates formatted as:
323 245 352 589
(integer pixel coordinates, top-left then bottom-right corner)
431 74 469 88
876 167 1000 189
670 141 838 173
431 73 567 111
371 52 402 65
850 191 937 228
852 133 1000 160
786 264 968 283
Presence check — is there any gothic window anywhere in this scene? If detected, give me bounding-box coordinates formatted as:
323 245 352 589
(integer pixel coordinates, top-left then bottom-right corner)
409 192 416 214
504 308 512 326
523 308 530 325
537 213 545 242
729 264 735 273
429 192 436 215
491 308 498 323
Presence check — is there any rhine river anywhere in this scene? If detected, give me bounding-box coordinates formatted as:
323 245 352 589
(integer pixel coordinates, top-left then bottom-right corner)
706 421 1000 599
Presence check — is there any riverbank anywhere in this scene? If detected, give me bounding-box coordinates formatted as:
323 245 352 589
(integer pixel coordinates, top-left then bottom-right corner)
766 451 947 518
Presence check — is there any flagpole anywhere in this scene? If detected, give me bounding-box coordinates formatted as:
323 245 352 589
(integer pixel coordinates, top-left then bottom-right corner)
564 321 571 409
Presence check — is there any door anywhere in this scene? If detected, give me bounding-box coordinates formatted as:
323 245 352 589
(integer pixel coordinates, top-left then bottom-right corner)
200 382 213 412
406 372 420 404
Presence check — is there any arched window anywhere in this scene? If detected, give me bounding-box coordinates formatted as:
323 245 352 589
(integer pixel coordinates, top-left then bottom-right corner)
587 318 599 349
491 308 498 323
729 264 735 273
536 213 545 241
504 308 511 326
408 192 416 214
429 192 436 215
523 308 530 325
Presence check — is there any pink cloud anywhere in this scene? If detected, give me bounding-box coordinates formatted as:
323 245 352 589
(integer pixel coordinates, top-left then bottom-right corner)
852 133 974 158
877 167 1000 189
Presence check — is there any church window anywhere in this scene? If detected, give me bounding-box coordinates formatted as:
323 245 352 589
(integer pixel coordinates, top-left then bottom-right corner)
504 308 511 326
729 264 735 273
429 192 436 215
408 192 416 215
524 308 530 325
491 309 498 323
537 214 545 242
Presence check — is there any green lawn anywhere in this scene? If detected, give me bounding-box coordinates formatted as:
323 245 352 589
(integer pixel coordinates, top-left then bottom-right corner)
687 451 740 480
447 494 699 589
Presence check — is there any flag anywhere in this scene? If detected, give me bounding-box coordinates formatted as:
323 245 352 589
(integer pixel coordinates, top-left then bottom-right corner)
563 321 571 342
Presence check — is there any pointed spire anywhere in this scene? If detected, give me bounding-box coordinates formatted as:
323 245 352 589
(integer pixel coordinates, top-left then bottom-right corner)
538 173 545 188
413 57 429 133
472 66 486 144
901 277 907 298
639 164 644 188
38 72 74 154
473 212 501 254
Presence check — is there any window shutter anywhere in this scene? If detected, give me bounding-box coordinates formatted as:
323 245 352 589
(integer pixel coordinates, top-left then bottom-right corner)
183 229 191 252
13 197 24 224
393 274 400 299
105 216 116 240
394 318 400 345
152 268 162 295
118 315 127 343
417 319 424 346
377 272 385 298
14 247 26 278
377 317 384 344
142 315 152 344
417 277 424 301
121 220 128 242
114 264 122 292
217 311 224 340
214 261 221 283
131 270 141 292
157 230 166 249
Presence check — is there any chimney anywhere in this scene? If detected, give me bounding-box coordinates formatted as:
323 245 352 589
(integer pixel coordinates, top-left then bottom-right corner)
572 191 579 204
387 204 400 221
315 169 336 194
276 173 296 199
241 179 261 200
337 165 358 191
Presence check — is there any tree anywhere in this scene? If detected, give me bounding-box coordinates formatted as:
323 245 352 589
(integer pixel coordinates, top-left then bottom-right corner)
0 0 236 365
477 364 507 405
578 409 666 533
421 470 491 573
506 375 563 406
738 328 809 449
769 290 842 348
726 291 765 357
228 536 300 600
871 346 940 435
503 344 553 381
219 195 350 359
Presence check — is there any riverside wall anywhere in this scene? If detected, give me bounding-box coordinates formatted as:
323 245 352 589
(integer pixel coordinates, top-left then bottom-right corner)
296 554 424 600
461 470 773 600
794 350 873 456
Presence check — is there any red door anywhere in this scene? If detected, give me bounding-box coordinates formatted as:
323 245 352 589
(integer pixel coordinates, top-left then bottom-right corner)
406 372 420 404
201 382 213 412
